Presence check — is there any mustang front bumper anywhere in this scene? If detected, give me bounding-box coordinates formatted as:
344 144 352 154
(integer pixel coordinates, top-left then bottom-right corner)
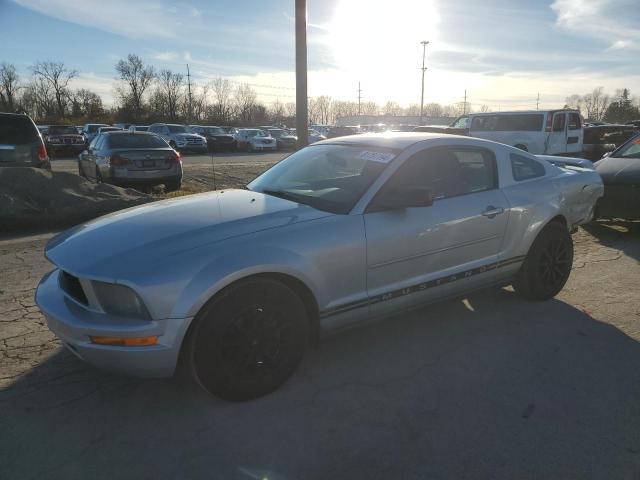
35 269 193 378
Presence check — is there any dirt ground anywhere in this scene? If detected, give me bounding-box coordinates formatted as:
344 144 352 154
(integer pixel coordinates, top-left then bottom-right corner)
1 220 639 479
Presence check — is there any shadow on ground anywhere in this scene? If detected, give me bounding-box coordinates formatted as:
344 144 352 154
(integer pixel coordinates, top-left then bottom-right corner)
583 219 640 262
2 289 640 479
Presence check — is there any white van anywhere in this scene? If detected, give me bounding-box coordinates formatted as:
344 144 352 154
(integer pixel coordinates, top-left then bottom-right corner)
455 110 584 156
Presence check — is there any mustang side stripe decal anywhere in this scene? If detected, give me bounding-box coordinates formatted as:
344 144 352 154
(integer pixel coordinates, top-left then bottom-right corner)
320 255 526 318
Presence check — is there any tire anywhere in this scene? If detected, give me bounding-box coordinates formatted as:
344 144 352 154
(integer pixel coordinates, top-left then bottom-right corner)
513 221 574 300
515 144 528 152
164 179 181 192
78 162 85 178
247 143 254 153
186 278 309 401
95 167 103 183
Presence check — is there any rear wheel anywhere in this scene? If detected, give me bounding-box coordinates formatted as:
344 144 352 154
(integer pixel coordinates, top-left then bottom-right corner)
247 143 254 152
95 167 103 183
514 221 573 300
186 278 309 401
77 162 85 178
164 179 181 192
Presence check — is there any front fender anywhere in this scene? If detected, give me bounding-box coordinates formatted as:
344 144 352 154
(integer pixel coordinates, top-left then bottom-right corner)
172 245 325 319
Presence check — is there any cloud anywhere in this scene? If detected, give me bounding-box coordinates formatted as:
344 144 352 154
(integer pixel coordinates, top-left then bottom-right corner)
12 0 199 40
551 0 640 50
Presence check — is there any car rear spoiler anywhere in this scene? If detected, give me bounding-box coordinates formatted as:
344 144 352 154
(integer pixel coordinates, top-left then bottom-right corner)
536 155 594 170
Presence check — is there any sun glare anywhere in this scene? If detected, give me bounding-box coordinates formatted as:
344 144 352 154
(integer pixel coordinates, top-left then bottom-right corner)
328 0 439 88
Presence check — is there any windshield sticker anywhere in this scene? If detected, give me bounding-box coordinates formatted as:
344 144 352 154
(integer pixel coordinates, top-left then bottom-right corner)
358 151 396 163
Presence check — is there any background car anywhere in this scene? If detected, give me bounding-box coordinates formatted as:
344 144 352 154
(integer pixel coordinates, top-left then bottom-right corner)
218 126 239 138
81 123 110 144
148 123 207 153
78 131 182 191
594 133 640 220
128 125 150 133
308 129 326 143
97 126 123 134
236 128 277 151
189 125 237 152
0 112 50 169
326 125 361 138
113 123 133 130
44 125 86 157
583 124 638 161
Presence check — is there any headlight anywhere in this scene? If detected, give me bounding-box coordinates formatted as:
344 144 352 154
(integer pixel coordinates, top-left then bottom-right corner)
92 281 151 319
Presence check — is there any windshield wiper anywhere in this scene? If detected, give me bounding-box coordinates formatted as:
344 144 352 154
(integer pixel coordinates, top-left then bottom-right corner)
261 189 305 203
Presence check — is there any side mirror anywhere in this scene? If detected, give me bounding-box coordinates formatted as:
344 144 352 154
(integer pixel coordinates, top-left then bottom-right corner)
371 186 433 211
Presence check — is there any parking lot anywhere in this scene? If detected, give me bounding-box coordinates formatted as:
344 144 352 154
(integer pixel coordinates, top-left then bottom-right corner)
1 220 639 479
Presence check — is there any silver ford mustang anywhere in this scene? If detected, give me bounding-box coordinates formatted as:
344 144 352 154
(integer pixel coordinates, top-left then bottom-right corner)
36 133 604 401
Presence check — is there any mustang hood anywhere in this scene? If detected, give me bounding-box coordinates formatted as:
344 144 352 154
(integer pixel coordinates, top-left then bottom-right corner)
45 189 331 277
595 156 640 185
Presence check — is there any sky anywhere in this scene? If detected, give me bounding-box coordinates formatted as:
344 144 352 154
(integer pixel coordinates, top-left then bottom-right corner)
0 0 639 111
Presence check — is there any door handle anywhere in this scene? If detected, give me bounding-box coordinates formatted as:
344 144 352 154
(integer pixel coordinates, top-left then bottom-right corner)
482 206 504 218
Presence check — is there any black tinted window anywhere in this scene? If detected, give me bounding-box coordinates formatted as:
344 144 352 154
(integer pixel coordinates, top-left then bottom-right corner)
511 153 546 181
383 146 497 200
0 115 39 144
107 134 168 149
552 114 566 132
49 126 77 135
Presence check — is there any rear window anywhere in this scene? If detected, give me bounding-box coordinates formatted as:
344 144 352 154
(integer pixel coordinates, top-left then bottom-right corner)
49 126 77 135
107 134 168 149
0 115 39 144
168 125 187 133
472 114 544 132
511 153 546 181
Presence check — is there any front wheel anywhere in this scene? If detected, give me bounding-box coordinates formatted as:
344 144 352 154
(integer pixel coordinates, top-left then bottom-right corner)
513 221 574 300
186 278 309 401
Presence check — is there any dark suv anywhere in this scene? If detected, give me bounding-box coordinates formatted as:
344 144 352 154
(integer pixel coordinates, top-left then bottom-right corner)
0 112 50 169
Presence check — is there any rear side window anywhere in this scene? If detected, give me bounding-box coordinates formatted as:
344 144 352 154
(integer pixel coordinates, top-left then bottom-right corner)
568 113 582 130
511 153 546 181
0 115 39 144
552 114 566 132
472 114 543 132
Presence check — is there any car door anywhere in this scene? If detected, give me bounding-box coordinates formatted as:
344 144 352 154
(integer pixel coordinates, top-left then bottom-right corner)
82 135 100 179
546 112 568 155
363 144 510 317
566 112 583 154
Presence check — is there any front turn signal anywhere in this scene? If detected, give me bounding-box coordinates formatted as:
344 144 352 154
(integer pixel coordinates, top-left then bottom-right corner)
90 336 158 347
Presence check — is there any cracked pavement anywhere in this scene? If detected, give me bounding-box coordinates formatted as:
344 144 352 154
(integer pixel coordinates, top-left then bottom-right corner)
1 222 639 479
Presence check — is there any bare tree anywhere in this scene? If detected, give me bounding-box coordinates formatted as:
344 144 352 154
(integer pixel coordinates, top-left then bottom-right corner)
382 101 402 116
31 61 77 118
0 63 21 112
234 83 257 124
582 87 609 121
115 54 155 119
360 101 378 116
210 78 234 123
284 102 297 119
156 69 185 121
423 102 444 117
478 104 490 113
72 88 104 118
269 99 285 125
21 77 56 120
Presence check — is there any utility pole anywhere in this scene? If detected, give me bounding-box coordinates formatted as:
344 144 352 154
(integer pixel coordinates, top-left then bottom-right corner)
358 81 362 116
186 64 193 123
419 40 429 125
463 89 467 115
536 92 540 110
295 0 308 149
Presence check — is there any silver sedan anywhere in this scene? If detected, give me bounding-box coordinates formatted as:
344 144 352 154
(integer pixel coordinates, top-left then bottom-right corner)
37 133 603 401
78 131 183 191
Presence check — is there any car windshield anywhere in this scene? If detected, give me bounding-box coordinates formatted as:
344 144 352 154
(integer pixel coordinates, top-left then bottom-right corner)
204 127 224 134
48 126 77 135
100 127 119 132
87 124 106 133
269 129 284 138
107 134 168 149
248 144 397 214
168 125 187 133
616 136 640 158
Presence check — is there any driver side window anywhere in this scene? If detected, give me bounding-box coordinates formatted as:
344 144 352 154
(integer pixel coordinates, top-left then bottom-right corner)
376 146 498 202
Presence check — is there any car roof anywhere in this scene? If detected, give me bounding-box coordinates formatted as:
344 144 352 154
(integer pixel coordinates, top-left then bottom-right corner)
102 130 154 135
316 131 475 149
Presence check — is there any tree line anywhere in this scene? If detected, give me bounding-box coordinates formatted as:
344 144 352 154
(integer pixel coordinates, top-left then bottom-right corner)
565 87 640 123
3 54 638 127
